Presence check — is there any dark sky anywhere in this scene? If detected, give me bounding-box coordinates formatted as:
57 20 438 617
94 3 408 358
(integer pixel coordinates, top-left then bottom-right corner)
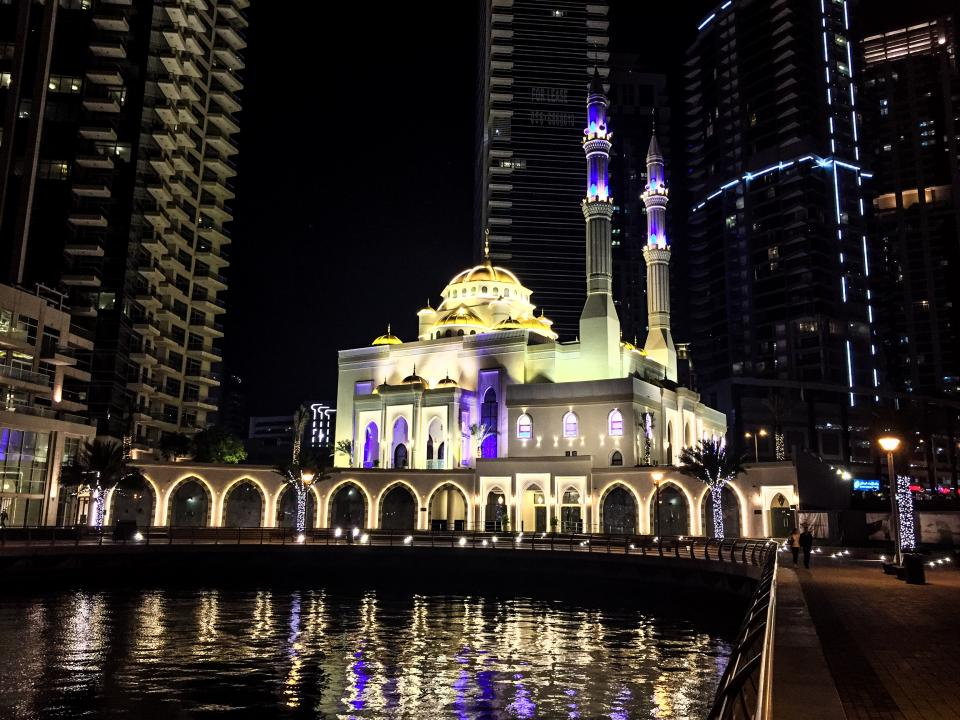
224 2 713 417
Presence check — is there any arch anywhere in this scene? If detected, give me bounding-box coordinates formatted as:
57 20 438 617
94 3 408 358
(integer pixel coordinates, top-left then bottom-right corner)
610 450 623 467
391 417 409 468
379 483 417 530
426 418 444 468
518 482 548 533
700 485 741 538
649 482 690 537
426 482 469 531
484 487 507 531
222 480 265 527
562 411 579 438
560 485 583 533
328 481 368 529
768 492 795 537
684 421 692 447
608 408 624 437
362 421 379 468
666 421 674 461
276 483 317 529
516 413 532 439
167 477 212 527
600 483 638 534
108 475 155 528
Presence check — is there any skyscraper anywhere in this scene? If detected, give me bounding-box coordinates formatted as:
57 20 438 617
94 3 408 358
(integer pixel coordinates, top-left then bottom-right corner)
0 0 246 449
861 16 960 488
475 0 609 339
684 0 877 465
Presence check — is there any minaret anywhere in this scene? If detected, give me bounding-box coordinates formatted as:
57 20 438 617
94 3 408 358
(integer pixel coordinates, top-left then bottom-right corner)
640 121 677 381
578 68 621 379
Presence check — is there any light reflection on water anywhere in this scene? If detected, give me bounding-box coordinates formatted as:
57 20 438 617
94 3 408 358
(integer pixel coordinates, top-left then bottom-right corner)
0 589 733 719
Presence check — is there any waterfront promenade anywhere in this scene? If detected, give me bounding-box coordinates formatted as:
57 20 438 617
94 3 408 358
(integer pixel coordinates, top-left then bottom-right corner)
785 559 960 720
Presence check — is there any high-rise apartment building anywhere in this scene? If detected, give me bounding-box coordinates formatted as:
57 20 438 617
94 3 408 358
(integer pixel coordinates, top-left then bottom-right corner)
0 0 246 450
475 0 609 339
684 0 877 465
861 16 960 488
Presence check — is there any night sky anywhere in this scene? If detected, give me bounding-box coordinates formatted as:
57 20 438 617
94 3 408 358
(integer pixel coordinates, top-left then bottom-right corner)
225 1 716 417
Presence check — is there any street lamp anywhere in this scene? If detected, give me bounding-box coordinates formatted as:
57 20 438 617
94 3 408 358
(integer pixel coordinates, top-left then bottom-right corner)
651 471 664 543
744 429 768 464
878 435 902 566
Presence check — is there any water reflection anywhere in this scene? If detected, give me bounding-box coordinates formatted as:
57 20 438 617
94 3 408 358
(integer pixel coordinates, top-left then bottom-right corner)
0 589 734 719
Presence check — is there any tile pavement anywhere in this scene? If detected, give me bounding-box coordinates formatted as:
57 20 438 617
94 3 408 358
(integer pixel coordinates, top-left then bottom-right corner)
787 556 960 720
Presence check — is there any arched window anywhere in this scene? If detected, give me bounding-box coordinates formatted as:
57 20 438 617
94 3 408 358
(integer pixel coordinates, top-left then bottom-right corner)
504 289 510 297
611 450 623 466
362 421 379 468
684 421 691 447
392 417 409 469
452 289 457 298
516 413 533 439
562 411 579 438
481 286 488 294
457 329 464 336
493 287 498 295
608 409 624 436
481 388 498 458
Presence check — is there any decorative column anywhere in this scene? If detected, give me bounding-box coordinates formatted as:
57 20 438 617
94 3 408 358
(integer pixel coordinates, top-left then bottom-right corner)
641 128 677 381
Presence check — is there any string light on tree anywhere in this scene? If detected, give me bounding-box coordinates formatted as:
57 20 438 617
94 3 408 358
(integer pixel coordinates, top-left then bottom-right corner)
896 474 916 551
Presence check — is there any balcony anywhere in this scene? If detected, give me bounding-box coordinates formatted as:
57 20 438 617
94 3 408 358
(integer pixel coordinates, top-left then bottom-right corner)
187 344 222 362
143 208 170 231
216 24 246 50
158 52 184 76
85 66 123 85
183 397 217 412
137 262 164 282
193 271 227 291
41 345 78 367
209 90 241 114
147 184 173 203
207 113 240 135
68 213 108 228
202 156 236 179
190 295 225 315
0 327 31 350
72 183 111 199
188 319 224 338
197 225 231 245
205 131 238 157
93 13 129 32
200 202 232 223
90 40 126 58
62 272 102 288
211 66 242 93
133 292 161 310
79 126 118 141
140 235 164 255
213 46 244 71
126 379 155 395
82 96 121 113
130 347 158 365
76 155 115 170
0 365 51 390
64 242 105 257
184 370 220 386
133 319 160 336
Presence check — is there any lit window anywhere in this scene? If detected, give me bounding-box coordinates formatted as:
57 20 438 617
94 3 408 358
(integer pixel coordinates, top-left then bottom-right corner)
562 411 579 438
0 72 11 89
517 413 532 439
611 451 623 466
608 409 623 436
481 286 488 294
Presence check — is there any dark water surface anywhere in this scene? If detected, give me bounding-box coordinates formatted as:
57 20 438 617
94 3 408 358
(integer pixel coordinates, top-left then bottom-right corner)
0 588 735 719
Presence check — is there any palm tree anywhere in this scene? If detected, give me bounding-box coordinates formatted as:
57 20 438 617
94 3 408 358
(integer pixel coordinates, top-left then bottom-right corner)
275 405 320 534
335 439 353 466
469 423 496 463
678 439 747 539
61 439 140 529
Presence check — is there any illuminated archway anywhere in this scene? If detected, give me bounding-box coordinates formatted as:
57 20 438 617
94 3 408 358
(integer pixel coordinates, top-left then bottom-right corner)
649 482 689 536
223 480 265 527
700 486 741 538
329 482 367 528
277 484 316 529
600 484 637 534
379 483 417 530
427 482 468 531
168 477 212 527
109 475 155 527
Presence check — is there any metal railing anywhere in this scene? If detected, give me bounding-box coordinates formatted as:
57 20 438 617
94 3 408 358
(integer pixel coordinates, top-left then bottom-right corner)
0 526 777 564
706 542 778 720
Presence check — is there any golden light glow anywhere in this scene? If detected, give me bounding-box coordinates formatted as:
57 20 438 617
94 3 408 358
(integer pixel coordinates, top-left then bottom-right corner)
878 436 901 453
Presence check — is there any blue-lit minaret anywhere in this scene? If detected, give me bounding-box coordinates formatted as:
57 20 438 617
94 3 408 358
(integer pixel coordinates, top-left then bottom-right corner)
579 68 621 379
641 128 677 380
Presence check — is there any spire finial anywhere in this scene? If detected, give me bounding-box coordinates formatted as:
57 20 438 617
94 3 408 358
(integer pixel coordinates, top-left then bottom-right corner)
651 107 657 136
387 323 391 334
483 228 491 263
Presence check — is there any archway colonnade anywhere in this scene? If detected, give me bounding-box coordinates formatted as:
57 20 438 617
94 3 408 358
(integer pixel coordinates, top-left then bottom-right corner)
96 462 798 537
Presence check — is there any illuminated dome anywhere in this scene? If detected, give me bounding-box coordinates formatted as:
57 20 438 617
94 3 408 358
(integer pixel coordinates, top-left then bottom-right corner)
372 324 402 346
436 374 459 389
401 366 428 387
449 264 521 285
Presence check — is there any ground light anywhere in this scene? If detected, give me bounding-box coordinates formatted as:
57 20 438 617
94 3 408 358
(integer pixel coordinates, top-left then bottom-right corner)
360 533 369 544
458 537 467 546
133 531 144 542
296 533 305 543
403 536 412 545
334 527 342 538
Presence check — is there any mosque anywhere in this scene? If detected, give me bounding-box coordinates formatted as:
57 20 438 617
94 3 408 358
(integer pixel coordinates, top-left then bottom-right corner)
97 72 797 539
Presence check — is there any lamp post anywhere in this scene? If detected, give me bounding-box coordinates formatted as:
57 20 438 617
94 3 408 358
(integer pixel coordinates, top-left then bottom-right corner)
651 471 664 543
877 436 902 566
744 429 768 464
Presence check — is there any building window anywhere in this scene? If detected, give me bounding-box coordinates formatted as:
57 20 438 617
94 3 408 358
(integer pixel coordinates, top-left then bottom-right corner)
517 413 532 439
611 450 623 467
608 409 624 436
37 160 69 180
48 75 83 94
562 411 579 438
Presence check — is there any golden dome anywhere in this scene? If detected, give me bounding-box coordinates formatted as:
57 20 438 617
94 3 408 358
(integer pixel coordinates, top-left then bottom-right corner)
518 316 556 337
437 305 486 327
436 374 459 389
401 366 428 387
372 323 402 346
448 262 521 285
495 316 524 330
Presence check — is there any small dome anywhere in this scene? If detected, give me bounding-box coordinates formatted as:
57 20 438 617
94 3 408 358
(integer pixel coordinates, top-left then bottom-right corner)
372 323 402 346
495 316 524 330
401 366 428 387
437 305 486 327
436 374 458 389
449 263 521 285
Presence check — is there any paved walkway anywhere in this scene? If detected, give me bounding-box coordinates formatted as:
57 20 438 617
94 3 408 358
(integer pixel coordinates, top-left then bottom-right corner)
788 558 960 720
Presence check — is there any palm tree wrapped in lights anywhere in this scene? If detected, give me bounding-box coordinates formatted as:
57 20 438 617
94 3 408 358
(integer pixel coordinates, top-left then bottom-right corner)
61 439 141 529
274 405 325 534
678 438 747 539
469 423 496 463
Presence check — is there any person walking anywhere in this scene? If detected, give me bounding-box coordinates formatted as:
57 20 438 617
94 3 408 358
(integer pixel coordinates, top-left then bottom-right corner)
800 525 814 569
789 527 801 566
0 508 7 528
